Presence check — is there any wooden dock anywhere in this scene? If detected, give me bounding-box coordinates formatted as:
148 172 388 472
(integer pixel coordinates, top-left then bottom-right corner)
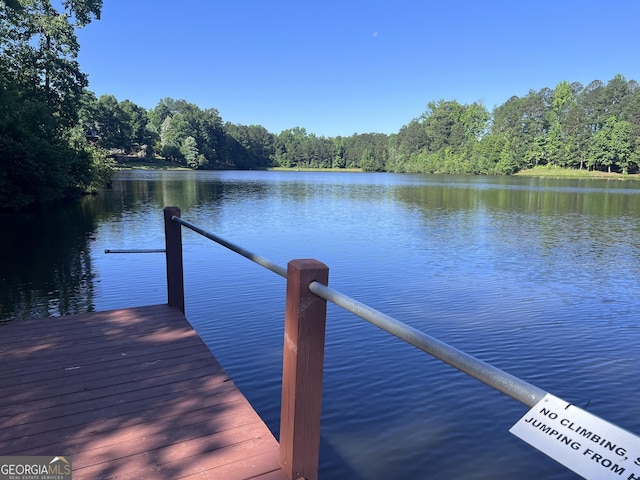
0 304 289 480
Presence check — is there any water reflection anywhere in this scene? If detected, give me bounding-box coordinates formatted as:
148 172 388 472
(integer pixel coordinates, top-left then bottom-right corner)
394 175 640 215
0 202 97 322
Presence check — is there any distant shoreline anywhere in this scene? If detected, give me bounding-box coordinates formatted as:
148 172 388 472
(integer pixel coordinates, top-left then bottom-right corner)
112 158 364 172
267 167 363 172
515 166 640 180
113 157 192 170
113 158 639 180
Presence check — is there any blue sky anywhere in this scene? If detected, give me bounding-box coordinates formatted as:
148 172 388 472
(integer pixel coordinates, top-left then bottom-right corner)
76 0 640 137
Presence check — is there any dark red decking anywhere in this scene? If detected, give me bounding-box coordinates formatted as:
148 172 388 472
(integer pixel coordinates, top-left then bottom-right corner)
0 304 288 480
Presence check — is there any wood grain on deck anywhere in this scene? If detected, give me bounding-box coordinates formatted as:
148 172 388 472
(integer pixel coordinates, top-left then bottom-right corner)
0 304 288 480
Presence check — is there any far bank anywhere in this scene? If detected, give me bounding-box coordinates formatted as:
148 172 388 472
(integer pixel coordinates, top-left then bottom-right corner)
111 157 640 181
515 166 640 180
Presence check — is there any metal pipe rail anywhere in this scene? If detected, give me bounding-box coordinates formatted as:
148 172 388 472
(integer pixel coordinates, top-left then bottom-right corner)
171 213 547 408
308 281 546 407
105 249 166 254
173 216 288 278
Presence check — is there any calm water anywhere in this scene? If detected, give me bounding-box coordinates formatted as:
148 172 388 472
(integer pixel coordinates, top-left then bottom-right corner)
2 170 640 479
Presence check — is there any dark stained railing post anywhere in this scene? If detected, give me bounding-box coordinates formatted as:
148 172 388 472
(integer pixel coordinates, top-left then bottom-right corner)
279 259 329 480
164 206 185 313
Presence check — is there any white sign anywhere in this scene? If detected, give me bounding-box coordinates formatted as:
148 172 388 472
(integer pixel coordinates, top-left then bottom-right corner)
510 394 640 480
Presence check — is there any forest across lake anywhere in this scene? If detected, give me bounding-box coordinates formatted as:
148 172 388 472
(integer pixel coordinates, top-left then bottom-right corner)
80 75 640 180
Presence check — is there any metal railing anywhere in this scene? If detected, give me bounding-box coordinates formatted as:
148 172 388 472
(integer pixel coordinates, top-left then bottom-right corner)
105 249 166 254
175 216 288 278
173 213 546 408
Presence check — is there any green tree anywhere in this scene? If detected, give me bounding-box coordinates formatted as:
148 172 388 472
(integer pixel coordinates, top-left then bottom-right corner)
224 123 275 168
494 137 518 175
461 102 490 142
150 98 224 167
0 0 108 210
579 80 607 134
422 100 466 152
589 116 633 173
274 127 308 167
94 94 131 150
181 136 202 168
492 89 552 170
392 119 428 164
563 102 590 169
470 133 506 174
341 133 387 170
551 80 575 123
544 121 570 167
120 99 156 149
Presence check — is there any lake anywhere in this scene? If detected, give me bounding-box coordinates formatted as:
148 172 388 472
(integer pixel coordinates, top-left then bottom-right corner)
2 170 640 479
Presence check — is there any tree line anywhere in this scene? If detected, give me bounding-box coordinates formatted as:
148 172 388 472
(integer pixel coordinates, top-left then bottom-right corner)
1 1 638 211
82 74 640 176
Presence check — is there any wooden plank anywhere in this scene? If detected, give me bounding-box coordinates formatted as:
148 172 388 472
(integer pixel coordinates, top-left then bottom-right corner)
74 421 278 477
1 337 207 382
0 348 216 396
181 450 290 480
0 304 287 480
2 396 248 452
0 366 234 424
0 352 227 409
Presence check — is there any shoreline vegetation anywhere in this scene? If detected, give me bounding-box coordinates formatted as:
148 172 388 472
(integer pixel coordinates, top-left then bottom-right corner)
113 158 639 180
268 166 363 173
113 158 364 172
114 157 192 171
64 72 640 204
515 166 640 180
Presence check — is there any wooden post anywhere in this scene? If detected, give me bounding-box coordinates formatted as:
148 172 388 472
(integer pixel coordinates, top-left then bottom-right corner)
279 259 329 480
164 206 184 313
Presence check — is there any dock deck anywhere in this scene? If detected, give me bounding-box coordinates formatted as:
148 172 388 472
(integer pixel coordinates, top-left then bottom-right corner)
0 304 288 480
